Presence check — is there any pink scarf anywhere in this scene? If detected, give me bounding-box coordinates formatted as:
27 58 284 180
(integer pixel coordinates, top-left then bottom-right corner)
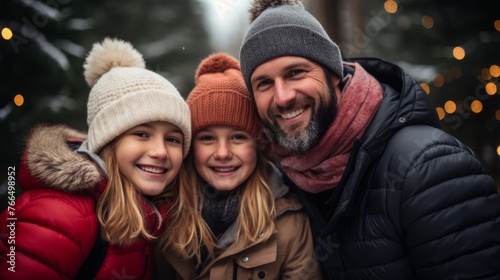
276 62 383 193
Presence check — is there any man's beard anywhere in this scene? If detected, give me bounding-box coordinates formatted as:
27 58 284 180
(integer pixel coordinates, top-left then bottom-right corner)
263 86 337 154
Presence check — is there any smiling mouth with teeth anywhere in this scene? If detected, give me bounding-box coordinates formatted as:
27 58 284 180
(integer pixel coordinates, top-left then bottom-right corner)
139 166 166 174
212 166 238 172
280 108 305 119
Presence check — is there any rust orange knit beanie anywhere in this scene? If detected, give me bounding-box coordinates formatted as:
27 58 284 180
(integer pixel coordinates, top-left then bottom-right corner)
187 53 261 138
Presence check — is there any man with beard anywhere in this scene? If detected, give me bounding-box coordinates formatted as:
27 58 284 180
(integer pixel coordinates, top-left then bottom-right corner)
239 0 500 279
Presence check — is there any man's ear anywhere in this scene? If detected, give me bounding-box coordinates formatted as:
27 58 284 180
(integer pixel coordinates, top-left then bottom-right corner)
334 73 350 102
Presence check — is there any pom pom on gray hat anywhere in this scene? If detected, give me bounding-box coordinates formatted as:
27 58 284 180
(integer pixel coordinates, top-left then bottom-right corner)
83 37 191 156
240 0 344 93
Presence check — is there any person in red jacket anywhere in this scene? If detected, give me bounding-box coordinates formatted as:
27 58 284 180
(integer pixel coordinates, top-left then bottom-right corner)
0 37 191 279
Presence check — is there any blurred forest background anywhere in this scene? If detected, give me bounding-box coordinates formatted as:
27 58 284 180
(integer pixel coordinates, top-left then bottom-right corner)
1 0 499 208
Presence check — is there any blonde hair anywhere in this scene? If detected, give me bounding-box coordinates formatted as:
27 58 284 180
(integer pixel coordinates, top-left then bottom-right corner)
162 150 276 266
96 141 178 245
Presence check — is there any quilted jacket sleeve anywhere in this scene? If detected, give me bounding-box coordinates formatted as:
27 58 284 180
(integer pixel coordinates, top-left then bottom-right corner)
387 125 500 279
0 189 98 280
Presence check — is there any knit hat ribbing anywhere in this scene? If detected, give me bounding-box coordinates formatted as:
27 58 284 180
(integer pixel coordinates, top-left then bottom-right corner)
187 53 261 138
84 37 191 156
239 0 344 92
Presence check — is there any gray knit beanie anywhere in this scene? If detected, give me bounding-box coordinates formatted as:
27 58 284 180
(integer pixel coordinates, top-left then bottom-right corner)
240 0 344 92
83 37 191 156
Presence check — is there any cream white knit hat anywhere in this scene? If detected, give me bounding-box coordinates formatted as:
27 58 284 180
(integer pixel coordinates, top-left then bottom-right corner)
83 37 191 156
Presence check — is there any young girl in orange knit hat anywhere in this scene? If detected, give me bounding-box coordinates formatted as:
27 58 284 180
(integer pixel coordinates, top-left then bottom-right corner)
155 53 320 279
0 38 191 279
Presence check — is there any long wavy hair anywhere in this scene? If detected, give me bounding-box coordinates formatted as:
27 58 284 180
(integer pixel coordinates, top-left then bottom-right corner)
161 147 276 266
96 140 179 245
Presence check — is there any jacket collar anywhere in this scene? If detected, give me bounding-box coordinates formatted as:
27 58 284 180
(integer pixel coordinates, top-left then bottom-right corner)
20 124 105 193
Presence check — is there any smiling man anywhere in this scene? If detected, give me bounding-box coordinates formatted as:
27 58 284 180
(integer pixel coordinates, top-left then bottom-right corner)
251 56 339 153
239 0 500 279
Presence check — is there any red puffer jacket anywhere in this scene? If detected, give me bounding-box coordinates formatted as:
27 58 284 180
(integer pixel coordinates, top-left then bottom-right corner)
0 125 169 279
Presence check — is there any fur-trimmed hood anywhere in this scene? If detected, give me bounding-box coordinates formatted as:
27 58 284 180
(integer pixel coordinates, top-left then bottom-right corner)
19 124 104 193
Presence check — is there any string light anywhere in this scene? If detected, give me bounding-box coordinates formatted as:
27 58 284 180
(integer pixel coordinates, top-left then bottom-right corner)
452 47 465 60
490 65 500 77
422 16 434 29
433 74 445 87
419 83 430 94
495 20 500 32
481 68 492 80
436 107 445 120
1 27 13 40
444 100 456 114
485 82 497 95
14 94 24 106
384 0 398 14
495 109 500 121
470 100 483 113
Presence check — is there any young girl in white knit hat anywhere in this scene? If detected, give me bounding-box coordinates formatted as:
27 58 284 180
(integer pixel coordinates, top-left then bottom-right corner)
0 38 191 279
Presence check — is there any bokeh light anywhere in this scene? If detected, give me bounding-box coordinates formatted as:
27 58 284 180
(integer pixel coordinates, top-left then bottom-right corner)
1 27 13 40
453 46 465 60
495 20 500 31
384 0 398 14
436 107 445 120
422 16 434 29
470 100 483 113
490 65 500 77
482 68 492 80
495 109 500 121
14 94 24 106
444 100 456 114
419 82 430 94
485 82 497 95
433 74 445 87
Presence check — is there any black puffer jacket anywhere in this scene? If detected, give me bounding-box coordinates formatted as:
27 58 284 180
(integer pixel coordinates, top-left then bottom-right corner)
291 57 500 280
